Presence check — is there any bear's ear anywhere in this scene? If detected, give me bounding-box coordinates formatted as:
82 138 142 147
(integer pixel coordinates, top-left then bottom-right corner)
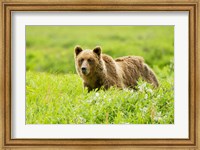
93 46 101 57
74 46 83 56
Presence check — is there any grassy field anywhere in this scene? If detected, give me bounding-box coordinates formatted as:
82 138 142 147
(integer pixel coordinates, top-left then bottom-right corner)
26 26 174 124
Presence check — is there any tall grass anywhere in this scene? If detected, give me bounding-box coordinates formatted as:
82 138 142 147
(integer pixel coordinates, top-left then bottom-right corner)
26 66 174 124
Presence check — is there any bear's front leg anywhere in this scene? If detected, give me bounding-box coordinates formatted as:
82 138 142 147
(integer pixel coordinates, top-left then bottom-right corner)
83 82 92 92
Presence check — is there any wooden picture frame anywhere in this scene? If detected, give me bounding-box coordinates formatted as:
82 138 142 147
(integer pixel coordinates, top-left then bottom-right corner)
0 0 199 149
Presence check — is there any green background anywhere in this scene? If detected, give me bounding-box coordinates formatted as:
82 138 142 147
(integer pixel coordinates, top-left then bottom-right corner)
26 26 174 73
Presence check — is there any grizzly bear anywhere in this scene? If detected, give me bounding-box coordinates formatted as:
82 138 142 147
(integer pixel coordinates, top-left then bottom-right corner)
74 46 159 92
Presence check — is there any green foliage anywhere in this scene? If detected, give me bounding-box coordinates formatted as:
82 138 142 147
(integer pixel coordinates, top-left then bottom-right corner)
26 26 174 124
26 26 174 73
26 65 174 124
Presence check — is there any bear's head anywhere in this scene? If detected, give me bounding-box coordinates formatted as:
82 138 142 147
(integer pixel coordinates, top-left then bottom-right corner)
74 46 102 77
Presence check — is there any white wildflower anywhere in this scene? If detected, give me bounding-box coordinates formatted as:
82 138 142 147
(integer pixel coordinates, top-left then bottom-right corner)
147 89 153 94
138 82 147 91
95 92 99 97
108 98 112 102
145 94 148 99
154 112 162 121
140 107 148 113
86 99 92 103
123 88 129 92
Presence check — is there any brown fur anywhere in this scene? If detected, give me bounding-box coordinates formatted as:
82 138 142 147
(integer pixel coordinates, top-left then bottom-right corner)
74 46 159 92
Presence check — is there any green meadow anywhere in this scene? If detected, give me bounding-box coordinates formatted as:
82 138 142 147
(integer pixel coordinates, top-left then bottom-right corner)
26 26 174 124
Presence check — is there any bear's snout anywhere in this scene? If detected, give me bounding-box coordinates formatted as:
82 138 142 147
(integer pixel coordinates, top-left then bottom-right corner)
81 67 87 73
81 67 87 74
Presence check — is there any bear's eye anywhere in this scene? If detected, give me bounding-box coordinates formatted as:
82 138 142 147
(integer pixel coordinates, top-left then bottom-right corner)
88 59 93 63
79 58 84 64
